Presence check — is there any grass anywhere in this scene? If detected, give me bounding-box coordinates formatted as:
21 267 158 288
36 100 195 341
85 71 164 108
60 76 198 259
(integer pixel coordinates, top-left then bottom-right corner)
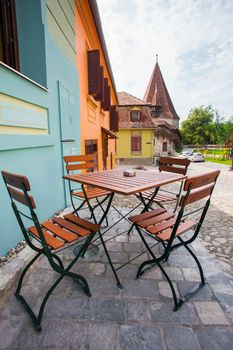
205 149 226 155
205 157 232 165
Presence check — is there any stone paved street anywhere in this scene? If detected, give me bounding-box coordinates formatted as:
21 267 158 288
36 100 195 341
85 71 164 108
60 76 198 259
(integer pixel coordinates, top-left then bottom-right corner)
0 161 233 349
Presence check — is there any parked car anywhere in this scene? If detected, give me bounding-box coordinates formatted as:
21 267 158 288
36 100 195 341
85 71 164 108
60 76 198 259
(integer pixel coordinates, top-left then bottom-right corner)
189 153 205 162
179 152 192 159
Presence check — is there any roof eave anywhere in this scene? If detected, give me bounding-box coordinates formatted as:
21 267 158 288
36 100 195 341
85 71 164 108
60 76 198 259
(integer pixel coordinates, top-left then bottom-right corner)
118 104 151 107
88 0 119 105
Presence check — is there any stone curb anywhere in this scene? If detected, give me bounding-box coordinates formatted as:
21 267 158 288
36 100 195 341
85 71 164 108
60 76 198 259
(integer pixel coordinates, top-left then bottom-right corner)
0 245 35 300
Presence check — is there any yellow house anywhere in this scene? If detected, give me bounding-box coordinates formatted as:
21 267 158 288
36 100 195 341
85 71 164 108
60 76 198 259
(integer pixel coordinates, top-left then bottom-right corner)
116 92 154 164
116 59 181 165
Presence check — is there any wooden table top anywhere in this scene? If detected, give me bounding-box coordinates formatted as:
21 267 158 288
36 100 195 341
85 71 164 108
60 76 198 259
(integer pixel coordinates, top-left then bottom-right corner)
63 169 186 196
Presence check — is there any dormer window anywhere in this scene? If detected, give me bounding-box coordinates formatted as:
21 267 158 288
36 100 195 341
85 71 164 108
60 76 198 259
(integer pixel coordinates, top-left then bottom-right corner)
130 110 141 122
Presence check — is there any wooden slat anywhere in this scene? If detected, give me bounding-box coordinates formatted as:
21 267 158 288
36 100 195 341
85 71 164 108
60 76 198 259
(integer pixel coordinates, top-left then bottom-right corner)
64 154 95 163
153 193 176 202
66 162 94 171
137 212 175 228
180 184 213 206
129 208 166 223
28 226 65 249
142 190 176 202
159 157 190 167
155 220 196 241
72 188 111 199
159 165 187 175
41 221 78 242
2 171 31 190
183 170 220 191
53 217 90 236
8 187 36 208
64 214 100 231
147 217 177 234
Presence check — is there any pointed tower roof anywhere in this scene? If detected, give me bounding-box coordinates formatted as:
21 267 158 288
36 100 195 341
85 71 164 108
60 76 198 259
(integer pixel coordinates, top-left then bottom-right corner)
143 56 179 120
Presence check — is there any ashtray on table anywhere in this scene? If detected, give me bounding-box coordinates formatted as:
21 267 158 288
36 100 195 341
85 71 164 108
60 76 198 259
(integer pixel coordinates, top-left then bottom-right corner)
123 170 136 177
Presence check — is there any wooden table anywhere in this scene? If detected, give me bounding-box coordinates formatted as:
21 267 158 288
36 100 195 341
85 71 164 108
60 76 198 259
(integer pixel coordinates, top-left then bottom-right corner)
63 169 187 288
63 169 186 196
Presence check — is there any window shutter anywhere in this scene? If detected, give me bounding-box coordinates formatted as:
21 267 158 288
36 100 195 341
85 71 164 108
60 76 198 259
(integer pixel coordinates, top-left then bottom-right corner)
96 65 104 101
137 137 141 151
87 50 101 97
110 105 118 132
0 0 20 71
131 136 135 151
101 78 111 111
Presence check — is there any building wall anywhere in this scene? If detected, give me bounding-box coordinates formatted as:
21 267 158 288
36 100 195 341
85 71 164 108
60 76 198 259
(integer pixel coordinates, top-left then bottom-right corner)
46 0 76 65
154 135 175 156
116 129 153 159
0 0 80 255
75 0 117 170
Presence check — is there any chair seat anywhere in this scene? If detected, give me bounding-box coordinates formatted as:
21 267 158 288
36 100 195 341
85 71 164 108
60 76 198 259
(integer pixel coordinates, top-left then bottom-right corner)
72 187 111 200
129 208 196 241
142 190 177 203
28 213 100 250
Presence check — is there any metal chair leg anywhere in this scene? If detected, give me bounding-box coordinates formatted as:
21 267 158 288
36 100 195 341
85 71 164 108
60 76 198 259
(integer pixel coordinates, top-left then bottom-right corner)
15 251 42 296
98 230 122 288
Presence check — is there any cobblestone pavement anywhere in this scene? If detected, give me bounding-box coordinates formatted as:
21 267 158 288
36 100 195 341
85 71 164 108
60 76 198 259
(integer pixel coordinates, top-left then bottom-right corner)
0 162 233 349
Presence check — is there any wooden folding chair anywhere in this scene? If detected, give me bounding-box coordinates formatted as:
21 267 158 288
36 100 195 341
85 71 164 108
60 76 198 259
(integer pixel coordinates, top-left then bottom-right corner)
63 154 112 225
2 171 100 331
130 170 220 311
141 157 190 212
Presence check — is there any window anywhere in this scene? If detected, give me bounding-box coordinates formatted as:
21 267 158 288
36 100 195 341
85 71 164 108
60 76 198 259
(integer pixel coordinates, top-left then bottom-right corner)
85 139 98 170
162 142 167 152
131 136 141 153
0 0 19 70
85 139 98 154
130 110 141 122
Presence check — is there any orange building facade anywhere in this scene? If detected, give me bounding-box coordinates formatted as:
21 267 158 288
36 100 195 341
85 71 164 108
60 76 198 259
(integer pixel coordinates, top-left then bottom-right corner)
75 0 118 170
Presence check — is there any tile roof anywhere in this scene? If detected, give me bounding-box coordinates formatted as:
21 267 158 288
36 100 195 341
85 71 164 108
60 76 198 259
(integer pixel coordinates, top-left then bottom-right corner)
118 91 149 106
143 63 179 120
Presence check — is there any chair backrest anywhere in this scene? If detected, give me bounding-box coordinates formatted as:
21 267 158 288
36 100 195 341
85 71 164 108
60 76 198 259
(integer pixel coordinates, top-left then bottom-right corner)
179 170 220 208
2 171 36 209
1 171 46 247
167 170 220 245
63 154 96 174
159 157 190 175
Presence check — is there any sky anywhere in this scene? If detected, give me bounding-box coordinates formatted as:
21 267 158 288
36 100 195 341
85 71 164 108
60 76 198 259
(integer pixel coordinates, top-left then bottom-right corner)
97 0 233 121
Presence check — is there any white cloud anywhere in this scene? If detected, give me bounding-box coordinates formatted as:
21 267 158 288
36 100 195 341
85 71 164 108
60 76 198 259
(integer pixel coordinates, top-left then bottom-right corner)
97 0 233 120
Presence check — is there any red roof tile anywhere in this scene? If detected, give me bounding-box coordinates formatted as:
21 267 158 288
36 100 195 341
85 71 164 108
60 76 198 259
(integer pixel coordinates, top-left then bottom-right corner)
118 91 149 106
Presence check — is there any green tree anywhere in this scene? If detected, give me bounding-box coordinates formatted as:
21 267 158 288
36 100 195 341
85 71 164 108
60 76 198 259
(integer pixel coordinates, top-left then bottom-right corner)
181 106 214 145
222 117 233 142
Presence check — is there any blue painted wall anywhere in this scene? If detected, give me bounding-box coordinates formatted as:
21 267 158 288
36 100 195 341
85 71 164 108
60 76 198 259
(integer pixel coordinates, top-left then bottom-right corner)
0 0 80 255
